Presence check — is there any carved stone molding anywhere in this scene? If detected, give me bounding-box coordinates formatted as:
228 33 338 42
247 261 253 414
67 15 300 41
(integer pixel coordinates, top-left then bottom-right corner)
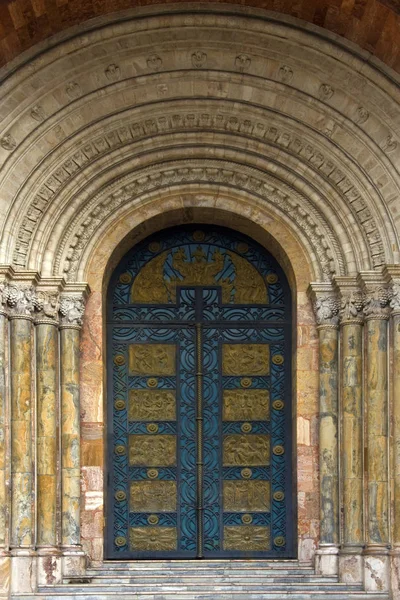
59 295 86 329
7 284 37 320
57 161 341 282
308 284 339 328
334 277 364 324
358 273 390 321
34 290 60 325
11 108 384 272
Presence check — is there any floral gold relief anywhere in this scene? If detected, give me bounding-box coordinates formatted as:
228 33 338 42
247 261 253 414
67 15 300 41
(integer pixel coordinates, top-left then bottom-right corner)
130 526 177 551
130 245 267 304
129 389 176 421
130 480 177 512
129 344 176 376
223 525 271 551
129 434 176 466
224 480 270 512
222 344 269 376
223 389 270 421
223 434 270 466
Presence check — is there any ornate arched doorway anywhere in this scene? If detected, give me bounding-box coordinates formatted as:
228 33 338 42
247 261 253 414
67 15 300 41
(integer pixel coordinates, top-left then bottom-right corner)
106 226 294 559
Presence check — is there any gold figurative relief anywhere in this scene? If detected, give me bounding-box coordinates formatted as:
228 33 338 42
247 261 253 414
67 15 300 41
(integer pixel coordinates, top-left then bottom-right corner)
224 526 271 551
130 480 177 512
129 435 176 466
223 389 270 421
129 390 176 421
222 344 269 376
128 344 175 376
223 434 270 466
130 527 177 551
224 480 270 512
130 245 268 305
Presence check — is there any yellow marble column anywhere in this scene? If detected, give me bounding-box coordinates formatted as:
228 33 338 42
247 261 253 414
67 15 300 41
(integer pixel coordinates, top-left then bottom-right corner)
388 274 400 599
8 283 37 593
35 290 61 586
362 283 390 592
310 286 340 576
0 281 10 595
59 294 86 576
336 282 364 583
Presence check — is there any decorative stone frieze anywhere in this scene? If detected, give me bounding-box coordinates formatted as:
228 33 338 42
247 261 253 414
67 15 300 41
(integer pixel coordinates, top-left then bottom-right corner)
59 295 85 329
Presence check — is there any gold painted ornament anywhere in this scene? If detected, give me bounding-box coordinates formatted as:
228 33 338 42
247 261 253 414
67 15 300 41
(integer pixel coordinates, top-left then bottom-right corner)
115 536 126 547
272 354 284 365
115 490 127 502
114 354 125 366
119 273 132 284
272 399 284 410
273 445 285 456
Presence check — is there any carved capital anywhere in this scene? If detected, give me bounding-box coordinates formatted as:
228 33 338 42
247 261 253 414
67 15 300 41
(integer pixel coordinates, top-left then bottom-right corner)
390 280 400 315
334 278 364 324
59 294 85 329
362 287 390 320
308 284 339 328
34 290 60 325
7 284 37 319
0 280 9 316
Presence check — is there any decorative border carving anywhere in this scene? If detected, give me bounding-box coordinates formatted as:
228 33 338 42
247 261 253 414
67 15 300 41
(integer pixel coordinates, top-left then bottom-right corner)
12 109 383 273
56 160 343 281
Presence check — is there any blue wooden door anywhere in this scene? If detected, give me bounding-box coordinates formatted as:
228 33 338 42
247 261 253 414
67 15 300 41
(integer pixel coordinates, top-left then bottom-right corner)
107 227 293 559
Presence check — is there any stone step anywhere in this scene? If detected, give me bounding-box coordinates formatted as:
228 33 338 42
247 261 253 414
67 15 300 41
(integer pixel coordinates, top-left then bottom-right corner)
12 592 390 600
79 576 339 584
84 570 321 578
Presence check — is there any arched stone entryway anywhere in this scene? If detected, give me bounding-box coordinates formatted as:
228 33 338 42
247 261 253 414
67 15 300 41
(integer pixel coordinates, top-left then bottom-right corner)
0 4 399 598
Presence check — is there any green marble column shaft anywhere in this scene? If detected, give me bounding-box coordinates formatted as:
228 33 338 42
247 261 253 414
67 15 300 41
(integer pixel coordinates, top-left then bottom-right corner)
60 327 80 547
0 313 7 548
36 322 58 548
366 317 389 546
10 317 33 548
392 312 400 546
341 321 363 547
319 325 339 545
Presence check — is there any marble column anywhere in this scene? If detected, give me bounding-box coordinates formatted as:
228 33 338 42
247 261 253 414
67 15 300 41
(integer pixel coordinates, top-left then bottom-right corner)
310 286 340 576
8 283 37 593
337 283 364 583
0 280 10 595
388 275 400 599
59 294 86 577
35 290 62 585
362 284 390 592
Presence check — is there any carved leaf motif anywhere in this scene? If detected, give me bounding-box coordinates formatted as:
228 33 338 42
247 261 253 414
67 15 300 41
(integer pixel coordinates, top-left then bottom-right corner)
66 82 81 99
235 54 251 72
278 65 293 83
30 105 46 122
59 295 85 325
191 51 207 68
319 83 334 100
1 133 16 151
146 54 163 71
105 64 121 81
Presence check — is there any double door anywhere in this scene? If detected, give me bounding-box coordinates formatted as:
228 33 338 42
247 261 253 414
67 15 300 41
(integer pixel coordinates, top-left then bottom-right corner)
108 291 292 558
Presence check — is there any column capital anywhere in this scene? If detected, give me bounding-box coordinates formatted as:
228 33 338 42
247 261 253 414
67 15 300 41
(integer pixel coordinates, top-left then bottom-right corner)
334 276 364 325
308 283 339 328
382 265 400 316
59 283 90 330
34 279 64 326
357 272 390 321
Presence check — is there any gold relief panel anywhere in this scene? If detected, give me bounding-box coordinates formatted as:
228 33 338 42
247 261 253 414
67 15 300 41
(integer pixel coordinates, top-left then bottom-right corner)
129 435 176 466
223 389 270 421
223 480 270 512
222 344 269 376
130 480 177 512
128 344 176 376
130 527 177 551
129 390 176 421
223 434 270 466
223 526 271 551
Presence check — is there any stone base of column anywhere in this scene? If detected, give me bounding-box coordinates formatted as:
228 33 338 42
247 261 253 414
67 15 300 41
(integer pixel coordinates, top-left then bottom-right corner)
61 546 87 579
363 546 390 592
0 551 11 597
10 549 37 594
37 547 62 586
390 547 400 600
314 544 339 576
338 545 363 583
